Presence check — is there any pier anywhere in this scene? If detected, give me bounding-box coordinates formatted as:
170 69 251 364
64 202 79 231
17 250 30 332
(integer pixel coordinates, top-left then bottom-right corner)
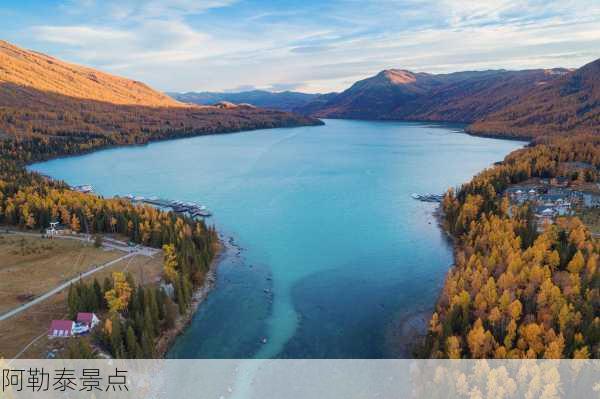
124 195 212 218
411 193 444 203
71 184 94 193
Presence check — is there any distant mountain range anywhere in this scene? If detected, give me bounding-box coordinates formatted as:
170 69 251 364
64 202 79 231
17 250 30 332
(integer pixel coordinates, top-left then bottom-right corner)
171 60 599 140
2 37 596 143
0 40 320 142
294 61 599 139
169 90 333 112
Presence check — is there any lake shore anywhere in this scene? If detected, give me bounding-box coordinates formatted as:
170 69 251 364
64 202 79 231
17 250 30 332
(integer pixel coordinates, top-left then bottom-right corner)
30 119 525 358
155 237 226 358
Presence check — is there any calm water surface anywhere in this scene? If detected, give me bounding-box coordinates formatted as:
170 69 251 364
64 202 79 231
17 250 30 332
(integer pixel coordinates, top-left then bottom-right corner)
30 119 524 358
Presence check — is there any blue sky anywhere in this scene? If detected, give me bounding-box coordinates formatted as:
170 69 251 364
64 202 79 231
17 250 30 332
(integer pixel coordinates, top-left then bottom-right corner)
2 0 600 93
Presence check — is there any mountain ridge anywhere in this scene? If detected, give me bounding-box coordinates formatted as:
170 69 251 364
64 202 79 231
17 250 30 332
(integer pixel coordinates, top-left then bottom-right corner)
169 89 332 112
297 63 596 138
0 40 321 143
468 59 600 137
0 40 182 108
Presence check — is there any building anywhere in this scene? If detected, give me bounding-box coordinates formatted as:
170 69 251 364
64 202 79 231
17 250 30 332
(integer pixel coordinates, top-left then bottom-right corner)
160 282 175 299
583 192 600 208
46 221 64 237
48 313 100 338
76 312 100 329
49 320 75 338
505 187 528 204
550 176 570 187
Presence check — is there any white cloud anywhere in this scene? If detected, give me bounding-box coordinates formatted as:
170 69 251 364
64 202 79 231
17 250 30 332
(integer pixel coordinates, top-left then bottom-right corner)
60 0 237 19
30 19 244 68
32 26 133 46
23 0 600 93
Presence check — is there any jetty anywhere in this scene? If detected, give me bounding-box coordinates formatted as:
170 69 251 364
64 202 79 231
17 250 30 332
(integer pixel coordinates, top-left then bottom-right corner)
411 193 444 203
72 184 94 193
123 195 212 218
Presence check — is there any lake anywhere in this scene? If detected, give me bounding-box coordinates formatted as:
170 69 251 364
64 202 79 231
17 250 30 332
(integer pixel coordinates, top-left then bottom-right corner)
30 119 524 358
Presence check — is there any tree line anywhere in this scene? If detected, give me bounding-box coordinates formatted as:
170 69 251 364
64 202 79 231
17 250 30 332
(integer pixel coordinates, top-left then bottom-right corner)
419 134 600 359
0 133 219 359
67 270 186 358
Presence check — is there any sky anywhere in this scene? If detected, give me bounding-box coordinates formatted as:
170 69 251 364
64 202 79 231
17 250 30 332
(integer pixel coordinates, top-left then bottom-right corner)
2 0 600 93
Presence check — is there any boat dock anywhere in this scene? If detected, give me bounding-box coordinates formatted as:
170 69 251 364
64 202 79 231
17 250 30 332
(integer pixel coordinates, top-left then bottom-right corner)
411 193 444 203
124 195 212 217
72 184 94 193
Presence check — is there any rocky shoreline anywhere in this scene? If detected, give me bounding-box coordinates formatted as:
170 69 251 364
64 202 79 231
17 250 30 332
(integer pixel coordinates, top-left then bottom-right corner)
155 238 226 358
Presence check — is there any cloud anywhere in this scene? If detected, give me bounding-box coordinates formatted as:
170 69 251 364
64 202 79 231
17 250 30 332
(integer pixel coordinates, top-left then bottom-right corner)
147 0 235 13
31 26 133 46
60 0 237 20
265 82 305 92
30 19 236 69
18 0 600 93
291 45 334 54
224 85 257 92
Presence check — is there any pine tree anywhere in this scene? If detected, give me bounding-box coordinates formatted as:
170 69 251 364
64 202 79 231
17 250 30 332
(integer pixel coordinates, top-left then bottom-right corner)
109 314 124 358
125 325 138 359
164 296 178 329
162 243 179 283
93 279 104 310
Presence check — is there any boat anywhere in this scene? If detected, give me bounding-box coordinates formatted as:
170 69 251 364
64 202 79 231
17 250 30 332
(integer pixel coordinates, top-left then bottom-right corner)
411 193 444 203
73 184 93 193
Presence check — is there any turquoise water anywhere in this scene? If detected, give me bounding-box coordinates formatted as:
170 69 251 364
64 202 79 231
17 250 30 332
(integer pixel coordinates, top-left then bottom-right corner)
30 119 524 358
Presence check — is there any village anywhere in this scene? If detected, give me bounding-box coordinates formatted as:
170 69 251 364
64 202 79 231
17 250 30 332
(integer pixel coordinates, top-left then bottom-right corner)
503 164 600 234
412 161 600 236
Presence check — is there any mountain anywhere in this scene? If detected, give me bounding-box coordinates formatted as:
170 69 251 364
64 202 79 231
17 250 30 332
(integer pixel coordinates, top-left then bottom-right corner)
0 40 321 144
298 63 600 139
0 40 181 108
468 59 600 138
392 69 571 123
302 69 446 119
300 68 570 122
291 92 338 115
170 90 329 112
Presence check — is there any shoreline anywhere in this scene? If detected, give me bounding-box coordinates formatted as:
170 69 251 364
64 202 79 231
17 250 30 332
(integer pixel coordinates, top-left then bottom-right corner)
155 236 227 358
23 119 324 168
24 120 526 359
398 204 452 357
313 115 534 143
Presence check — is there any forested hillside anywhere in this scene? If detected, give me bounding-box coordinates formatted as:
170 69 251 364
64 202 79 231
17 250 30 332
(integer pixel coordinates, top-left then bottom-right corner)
0 40 321 142
300 68 568 123
299 59 599 139
0 40 320 358
0 40 181 107
468 59 600 138
420 135 600 358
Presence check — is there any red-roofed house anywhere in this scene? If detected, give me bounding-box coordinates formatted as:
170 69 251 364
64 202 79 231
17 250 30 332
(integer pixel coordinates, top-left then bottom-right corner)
49 320 75 338
76 312 100 329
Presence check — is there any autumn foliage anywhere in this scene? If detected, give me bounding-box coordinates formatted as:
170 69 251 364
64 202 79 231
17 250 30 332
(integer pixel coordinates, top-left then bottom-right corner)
0 40 321 146
420 135 600 358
